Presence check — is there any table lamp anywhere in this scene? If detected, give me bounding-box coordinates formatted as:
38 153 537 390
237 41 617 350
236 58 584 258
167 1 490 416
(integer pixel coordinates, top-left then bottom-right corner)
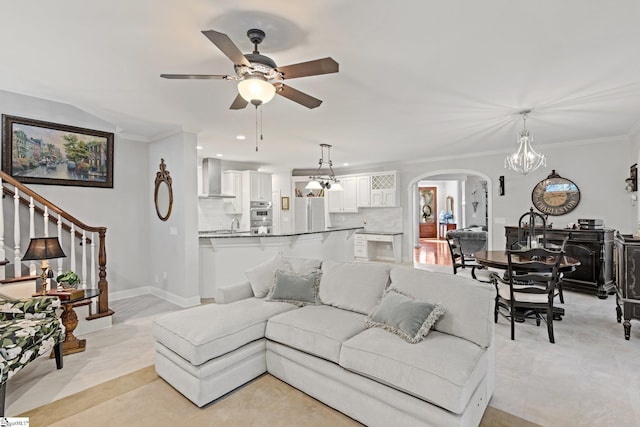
22 237 66 295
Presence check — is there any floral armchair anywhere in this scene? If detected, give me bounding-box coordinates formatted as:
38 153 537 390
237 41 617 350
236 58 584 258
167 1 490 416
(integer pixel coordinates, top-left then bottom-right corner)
0 296 65 416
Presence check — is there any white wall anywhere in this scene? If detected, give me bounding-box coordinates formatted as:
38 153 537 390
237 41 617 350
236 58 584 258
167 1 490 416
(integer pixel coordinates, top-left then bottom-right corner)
149 133 199 306
395 137 634 262
0 90 151 297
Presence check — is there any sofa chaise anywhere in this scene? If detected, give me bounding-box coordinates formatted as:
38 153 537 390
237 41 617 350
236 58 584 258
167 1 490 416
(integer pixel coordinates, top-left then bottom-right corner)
153 256 495 427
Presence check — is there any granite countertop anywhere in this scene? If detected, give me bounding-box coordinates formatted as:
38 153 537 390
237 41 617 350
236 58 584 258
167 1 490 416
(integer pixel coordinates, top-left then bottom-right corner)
198 226 364 238
355 230 403 235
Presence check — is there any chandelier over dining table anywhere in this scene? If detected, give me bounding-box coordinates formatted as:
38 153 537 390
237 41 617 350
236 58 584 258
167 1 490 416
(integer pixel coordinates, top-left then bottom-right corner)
505 110 546 175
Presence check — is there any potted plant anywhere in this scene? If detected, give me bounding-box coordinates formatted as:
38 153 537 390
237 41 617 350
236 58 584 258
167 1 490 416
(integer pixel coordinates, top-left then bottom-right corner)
56 270 80 289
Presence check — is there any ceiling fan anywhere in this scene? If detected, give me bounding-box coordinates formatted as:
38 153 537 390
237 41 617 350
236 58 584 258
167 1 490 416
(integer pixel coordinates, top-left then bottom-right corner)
161 28 339 109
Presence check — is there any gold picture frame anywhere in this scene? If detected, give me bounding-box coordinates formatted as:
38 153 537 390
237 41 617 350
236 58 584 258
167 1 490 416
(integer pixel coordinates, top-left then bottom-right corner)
281 196 290 211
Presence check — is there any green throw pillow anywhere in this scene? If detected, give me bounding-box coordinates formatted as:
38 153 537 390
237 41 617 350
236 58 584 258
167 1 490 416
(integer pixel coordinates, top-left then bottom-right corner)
365 288 445 344
266 269 320 306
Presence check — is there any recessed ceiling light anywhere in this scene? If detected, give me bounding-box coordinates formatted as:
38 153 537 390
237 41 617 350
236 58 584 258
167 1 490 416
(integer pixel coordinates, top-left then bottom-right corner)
196 146 203 150
216 153 223 157
343 163 349 166
236 135 246 140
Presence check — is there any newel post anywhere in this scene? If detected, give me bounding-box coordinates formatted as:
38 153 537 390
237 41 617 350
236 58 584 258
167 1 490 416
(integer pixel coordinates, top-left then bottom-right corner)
88 227 114 319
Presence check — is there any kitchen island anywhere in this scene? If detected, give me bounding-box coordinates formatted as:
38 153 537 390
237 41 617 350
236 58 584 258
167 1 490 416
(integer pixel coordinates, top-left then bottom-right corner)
198 226 363 298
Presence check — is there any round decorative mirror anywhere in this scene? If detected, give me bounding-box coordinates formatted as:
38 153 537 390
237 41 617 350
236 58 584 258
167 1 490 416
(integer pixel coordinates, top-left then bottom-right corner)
154 159 173 221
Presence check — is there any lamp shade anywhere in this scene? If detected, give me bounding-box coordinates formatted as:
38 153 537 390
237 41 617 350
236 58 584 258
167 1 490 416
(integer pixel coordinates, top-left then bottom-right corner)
237 76 276 105
305 180 323 190
327 182 344 191
22 237 66 261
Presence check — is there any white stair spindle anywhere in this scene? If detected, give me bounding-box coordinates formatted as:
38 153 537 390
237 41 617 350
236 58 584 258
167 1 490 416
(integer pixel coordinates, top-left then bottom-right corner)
90 232 96 288
28 197 36 275
0 178 5 280
13 188 20 278
43 206 49 236
57 214 63 277
81 230 87 289
70 224 76 273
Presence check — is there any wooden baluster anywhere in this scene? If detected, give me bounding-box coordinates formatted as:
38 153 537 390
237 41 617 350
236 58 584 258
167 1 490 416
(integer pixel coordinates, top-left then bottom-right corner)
90 232 96 289
28 197 36 275
70 224 76 273
43 206 49 236
57 214 63 277
81 230 87 289
0 178 4 280
13 188 20 278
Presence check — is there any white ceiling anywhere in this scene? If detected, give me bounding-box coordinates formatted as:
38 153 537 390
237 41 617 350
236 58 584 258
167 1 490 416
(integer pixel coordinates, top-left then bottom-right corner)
1 1 639 170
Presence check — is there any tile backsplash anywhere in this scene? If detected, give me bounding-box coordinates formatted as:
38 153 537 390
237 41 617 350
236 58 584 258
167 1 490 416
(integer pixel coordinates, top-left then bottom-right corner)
198 198 240 231
329 207 403 233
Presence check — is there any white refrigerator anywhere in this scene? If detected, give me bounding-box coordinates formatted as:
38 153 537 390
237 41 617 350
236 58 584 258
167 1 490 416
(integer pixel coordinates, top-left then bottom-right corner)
294 197 326 231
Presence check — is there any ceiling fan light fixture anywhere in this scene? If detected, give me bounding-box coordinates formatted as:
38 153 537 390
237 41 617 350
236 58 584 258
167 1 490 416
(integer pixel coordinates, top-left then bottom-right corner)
237 76 276 105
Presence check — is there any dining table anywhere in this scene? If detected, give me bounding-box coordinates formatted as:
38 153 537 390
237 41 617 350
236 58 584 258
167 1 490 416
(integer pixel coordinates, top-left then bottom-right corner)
473 250 580 273
472 250 581 320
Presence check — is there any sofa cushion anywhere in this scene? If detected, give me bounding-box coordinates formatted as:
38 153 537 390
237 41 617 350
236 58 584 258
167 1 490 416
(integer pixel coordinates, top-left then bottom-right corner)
266 305 367 363
153 298 297 366
340 327 487 415
318 260 390 315
284 257 322 274
267 269 320 306
245 252 286 298
366 288 445 344
389 266 494 348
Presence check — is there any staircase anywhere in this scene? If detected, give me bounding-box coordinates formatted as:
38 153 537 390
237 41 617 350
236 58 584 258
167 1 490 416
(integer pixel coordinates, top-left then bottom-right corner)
0 171 113 321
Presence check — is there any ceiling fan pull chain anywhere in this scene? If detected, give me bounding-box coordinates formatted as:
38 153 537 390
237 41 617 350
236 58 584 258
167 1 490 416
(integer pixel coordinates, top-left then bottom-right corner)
255 104 259 152
260 104 264 142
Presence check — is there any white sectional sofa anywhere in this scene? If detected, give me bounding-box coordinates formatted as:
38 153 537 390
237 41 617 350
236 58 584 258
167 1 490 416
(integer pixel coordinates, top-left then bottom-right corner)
153 257 495 427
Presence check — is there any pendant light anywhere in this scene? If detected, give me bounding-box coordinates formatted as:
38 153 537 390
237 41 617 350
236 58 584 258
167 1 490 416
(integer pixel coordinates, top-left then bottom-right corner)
505 110 546 175
305 144 343 191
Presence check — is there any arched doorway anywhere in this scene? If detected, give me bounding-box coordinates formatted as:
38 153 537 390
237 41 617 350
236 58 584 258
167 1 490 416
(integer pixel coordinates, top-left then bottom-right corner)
408 169 493 267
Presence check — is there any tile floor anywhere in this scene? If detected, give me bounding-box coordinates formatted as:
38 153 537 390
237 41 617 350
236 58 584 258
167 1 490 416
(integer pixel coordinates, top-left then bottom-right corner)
6 267 640 426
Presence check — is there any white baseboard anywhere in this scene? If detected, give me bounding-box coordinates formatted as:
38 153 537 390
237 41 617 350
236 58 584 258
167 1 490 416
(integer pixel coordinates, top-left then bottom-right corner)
110 286 200 308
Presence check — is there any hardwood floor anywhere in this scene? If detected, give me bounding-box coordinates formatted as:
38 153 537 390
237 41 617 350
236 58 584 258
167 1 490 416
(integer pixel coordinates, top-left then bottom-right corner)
414 238 452 266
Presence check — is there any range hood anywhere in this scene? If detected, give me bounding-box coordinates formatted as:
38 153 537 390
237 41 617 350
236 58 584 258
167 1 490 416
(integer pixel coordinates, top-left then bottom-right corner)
200 158 235 198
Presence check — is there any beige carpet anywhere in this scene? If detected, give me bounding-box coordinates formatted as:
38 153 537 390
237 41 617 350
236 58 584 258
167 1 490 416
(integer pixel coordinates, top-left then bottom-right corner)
20 366 539 427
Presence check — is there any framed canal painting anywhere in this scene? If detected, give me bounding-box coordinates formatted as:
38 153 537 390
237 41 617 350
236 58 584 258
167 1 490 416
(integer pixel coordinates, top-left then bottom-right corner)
1 115 114 188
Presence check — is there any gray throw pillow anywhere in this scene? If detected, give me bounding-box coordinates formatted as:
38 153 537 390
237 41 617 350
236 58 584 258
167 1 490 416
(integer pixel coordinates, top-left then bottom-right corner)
266 269 320 306
365 288 445 344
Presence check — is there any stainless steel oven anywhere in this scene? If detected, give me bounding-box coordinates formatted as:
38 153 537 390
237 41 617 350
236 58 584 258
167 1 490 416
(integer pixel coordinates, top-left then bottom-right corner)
249 201 272 222
249 201 272 234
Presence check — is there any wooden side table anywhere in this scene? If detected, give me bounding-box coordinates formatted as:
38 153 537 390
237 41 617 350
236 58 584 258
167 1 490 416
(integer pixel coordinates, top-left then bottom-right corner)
439 223 456 239
51 288 102 357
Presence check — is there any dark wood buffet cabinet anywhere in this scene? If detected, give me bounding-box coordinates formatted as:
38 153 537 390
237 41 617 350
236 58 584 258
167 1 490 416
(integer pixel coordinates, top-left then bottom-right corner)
614 233 640 340
505 226 615 298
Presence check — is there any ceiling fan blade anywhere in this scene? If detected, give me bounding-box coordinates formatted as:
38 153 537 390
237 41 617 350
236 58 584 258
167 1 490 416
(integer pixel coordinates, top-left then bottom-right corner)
201 30 251 67
160 74 232 80
229 94 249 110
276 57 339 79
277 85 322 109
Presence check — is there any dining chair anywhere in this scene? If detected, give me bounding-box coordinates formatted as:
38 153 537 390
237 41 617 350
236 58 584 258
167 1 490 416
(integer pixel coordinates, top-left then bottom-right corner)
446 236 490 282
490 245 565 343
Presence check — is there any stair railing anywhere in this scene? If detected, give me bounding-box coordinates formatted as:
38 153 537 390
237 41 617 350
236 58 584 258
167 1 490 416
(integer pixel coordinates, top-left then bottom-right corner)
0 171 112 319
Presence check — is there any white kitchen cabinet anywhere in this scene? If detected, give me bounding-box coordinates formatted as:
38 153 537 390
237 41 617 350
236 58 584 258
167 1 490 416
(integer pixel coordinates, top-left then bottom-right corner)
356 175 371 207
353 232 402 263
354 234 368 260
327 176 357 213
244 171 272 202
222 170 243 214
370 171 397 207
